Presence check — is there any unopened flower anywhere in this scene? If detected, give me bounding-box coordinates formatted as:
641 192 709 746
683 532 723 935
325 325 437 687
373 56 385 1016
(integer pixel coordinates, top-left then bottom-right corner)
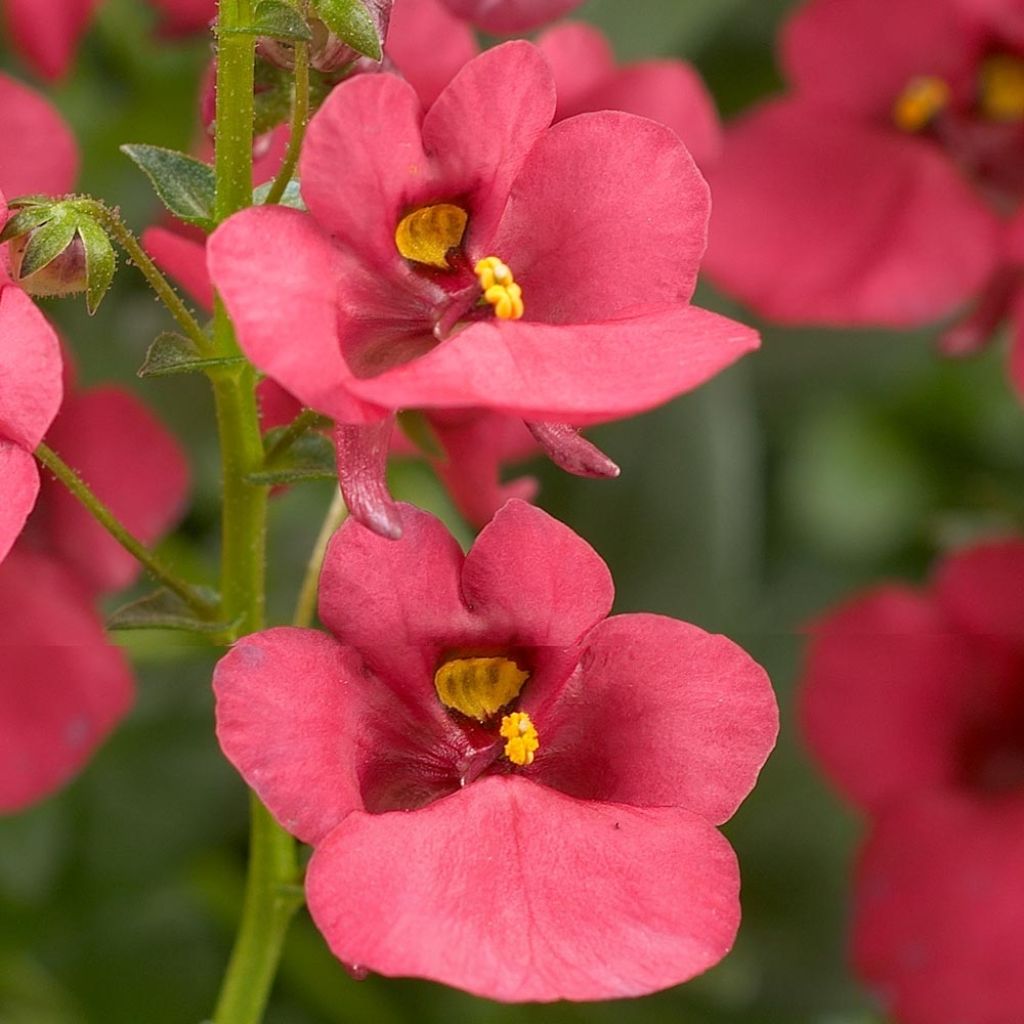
215 500 778 1000
801 539 1024 1024
209 42 758 536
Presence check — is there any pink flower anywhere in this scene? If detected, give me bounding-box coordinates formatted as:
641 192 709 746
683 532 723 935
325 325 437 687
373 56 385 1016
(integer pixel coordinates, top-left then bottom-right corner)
148 0 215 35
704 0 1021 344
437 0 582 33
1 0 99 79
800 539 1024 1024
214 500 777 1000
209 42 758 535
387 0 721 166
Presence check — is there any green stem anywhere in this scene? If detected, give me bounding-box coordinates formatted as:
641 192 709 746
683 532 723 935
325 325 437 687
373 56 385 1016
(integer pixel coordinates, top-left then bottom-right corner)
34 442 215 617
210 4 300 1023
265 407 332 463
263 41 310 207
293 487 348 628
77 199 212 355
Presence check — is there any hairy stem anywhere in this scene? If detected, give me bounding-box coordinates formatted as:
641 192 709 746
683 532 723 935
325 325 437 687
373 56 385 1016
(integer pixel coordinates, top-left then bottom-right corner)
263 41 310 206
34 442 216 616
292 486 348 628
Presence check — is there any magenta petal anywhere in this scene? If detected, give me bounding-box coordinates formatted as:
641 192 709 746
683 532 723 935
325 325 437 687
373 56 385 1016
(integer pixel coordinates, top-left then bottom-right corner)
934 538 1024 639
425 42 556 250
333 419 403 540
705 101 1000 326
307 775 739 1001
300 73 428 270
799 587 971 813
207 206 377 424
491 111 709 322
782 0 980 119
0 73 78 197
0 443 39 566
3 0 98 79
526 421 619 478
852 794 1024 1024
349 307 759 425
148 0 215 34
440 0 583 33
142 226 214 311
0 548 133 813
527 614 777 823
0 284 63 449
318 503 471 681
536 22 615 113
461 499 613 646
39 387 189 593
386 0 477 109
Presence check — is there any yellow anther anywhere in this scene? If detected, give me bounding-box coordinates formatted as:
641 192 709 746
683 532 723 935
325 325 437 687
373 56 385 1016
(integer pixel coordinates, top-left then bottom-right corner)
892 75 951 132
500 712 539 766
434 656 529 723
979 54 1024 121
475 256 525 320
394 203 468 270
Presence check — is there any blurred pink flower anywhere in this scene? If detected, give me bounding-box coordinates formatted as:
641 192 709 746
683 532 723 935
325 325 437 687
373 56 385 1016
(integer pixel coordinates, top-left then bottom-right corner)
801 539 1024 1024
215 500 777 1000
704 0 1024 365
1 0 98 79
438 0 582 33
209 42 757 536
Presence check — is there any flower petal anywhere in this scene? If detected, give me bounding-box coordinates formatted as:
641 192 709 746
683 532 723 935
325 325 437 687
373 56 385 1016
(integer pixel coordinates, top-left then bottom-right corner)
207 205 378 424
148 0 215 34
333 419 404 539
214 627 472 841
39 387 189 593
525 614 777 823
704 101 1000 325
852 793 1024 1024
440 0 583 34
306 775 740 1001
0 443 39 566
934 538 1024 639
386 0 477 109
348 306 759 425
0 283 63 449
142 226 214 311
489 110 709 322
0 547 133 813
799 586 973 813
0 73 78 197
424 42 556 251
3 0 98 79
460 499 613 646
536 21 615 113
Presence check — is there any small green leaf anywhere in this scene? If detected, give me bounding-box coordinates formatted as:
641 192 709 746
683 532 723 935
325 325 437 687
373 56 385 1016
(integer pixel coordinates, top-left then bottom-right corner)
253 0 313 40
5 194 51 210
17 214 77 279
120 144 217 231
77 217 117 315
252 178 306 209
107 588 235 635
311 0 382 60
0 204 56 243
246 431 337 485
138 332 246 378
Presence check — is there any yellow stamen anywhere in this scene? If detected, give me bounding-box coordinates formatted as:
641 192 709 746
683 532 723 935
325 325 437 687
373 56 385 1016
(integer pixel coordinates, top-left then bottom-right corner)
433 656 529 723
892 75 951 132
394 203 468 270
979 54 1024 122
475 256 524 320
500 712 539 766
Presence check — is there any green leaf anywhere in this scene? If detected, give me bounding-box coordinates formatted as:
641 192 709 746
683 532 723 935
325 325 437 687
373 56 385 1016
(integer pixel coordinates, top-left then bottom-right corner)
252 178 306 209
106 588 235 635
0 204 56 243
138 332 246 378
246 430 337 485
17 214 77 279
310 0 382 60
77 217 117 315
253 0 313 40
120 144 217 231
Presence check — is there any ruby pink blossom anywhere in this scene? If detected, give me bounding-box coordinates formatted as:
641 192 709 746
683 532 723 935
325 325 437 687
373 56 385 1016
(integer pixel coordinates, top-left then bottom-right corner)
704 0 1023 349
208 42 758 536
800 539 1024 1024
214 500 777 1001
148 0 214 35
1 0 99 79
387 0 721 166
438 0 582 33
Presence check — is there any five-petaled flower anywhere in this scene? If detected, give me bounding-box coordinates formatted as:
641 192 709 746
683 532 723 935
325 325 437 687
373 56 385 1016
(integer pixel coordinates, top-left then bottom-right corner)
800 538 1024 1024
704 0 1024 395
214 499 778 1001
209 41 758 537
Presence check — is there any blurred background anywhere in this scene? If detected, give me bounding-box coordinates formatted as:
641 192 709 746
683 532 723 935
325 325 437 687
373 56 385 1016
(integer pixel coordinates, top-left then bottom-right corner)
3 0 1023 1020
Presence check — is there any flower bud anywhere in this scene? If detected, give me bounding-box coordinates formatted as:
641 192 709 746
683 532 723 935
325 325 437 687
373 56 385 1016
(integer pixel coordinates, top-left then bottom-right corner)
7 228 88 298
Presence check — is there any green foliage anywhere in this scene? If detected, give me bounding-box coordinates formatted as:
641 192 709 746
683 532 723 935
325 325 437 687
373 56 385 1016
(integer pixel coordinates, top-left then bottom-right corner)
310 0 382 60
120 144 217 231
